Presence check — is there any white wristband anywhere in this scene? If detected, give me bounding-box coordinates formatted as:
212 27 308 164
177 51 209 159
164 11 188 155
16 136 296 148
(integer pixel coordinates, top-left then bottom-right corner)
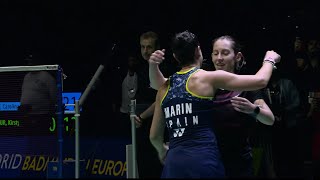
263 60 277 70
264 57 276 64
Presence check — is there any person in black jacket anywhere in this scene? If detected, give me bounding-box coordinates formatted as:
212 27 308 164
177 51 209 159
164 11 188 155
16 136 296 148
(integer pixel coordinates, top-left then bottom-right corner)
264 69 303 177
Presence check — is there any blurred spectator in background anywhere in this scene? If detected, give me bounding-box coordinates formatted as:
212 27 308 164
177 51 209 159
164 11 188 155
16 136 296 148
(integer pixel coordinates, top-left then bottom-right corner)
19 52 57 135
263 70 302 177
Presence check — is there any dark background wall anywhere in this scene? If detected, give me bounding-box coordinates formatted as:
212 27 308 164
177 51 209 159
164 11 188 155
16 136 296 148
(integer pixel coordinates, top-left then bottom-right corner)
1 1 319 69
0 0 319 135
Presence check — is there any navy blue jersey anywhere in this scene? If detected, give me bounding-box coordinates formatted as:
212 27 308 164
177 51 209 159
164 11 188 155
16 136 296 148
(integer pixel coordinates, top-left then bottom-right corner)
160 67 225 178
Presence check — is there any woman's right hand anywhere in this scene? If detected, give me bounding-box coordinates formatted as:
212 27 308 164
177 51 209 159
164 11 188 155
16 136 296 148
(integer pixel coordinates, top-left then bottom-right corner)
149 49 166 65
263 50 281 63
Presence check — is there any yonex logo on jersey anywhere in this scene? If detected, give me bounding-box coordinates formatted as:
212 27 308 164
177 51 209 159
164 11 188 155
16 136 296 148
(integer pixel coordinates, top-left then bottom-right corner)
164 102 199 138
173 128 185 137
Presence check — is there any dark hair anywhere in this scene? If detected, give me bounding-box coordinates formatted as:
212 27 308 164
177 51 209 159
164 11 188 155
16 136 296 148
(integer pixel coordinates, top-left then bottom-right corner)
171 30 199 67
212 35 243 55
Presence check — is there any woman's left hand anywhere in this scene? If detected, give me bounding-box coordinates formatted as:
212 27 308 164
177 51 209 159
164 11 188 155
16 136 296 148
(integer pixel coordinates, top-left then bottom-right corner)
230 96 256 114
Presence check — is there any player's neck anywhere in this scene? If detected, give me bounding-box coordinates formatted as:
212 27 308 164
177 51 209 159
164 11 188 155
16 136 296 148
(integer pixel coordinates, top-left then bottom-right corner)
180 64 198 72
